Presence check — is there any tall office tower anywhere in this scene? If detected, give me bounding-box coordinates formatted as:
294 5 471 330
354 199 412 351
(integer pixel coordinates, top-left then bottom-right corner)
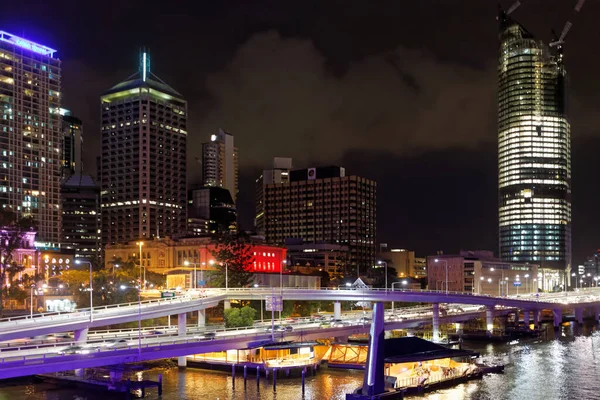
201 129 238 202
264 166 376 272
60 108 82 178
61 174 101 261
255 157 293 236
0 31 62 245
497 11 572 281
100 52 187 245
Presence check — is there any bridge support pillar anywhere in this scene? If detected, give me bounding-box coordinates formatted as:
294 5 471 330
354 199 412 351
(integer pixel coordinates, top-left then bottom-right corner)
523 310 530 327
486 306 494 336
432 303 440 342
553 309 562 328
595 307 600 322
74 328 89 342
73 328 89 378
533 310 540 328
333 302 341 320
224 300 231 310
575 308 584 325
198 309 206 327
361 302 385 397
455 323 464 334
178 312 187 368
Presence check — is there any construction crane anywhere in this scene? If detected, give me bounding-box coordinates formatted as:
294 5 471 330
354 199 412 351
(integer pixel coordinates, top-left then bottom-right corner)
549 0 586 47
506 0 525 15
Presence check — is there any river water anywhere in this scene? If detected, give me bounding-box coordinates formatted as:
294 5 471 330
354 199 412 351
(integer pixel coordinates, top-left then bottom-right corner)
1 322 599 400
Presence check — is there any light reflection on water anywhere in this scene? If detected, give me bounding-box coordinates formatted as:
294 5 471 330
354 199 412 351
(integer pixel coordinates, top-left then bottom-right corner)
1 322 599 400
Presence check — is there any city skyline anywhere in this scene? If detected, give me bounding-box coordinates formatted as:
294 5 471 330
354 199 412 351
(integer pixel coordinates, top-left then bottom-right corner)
1 1 598 263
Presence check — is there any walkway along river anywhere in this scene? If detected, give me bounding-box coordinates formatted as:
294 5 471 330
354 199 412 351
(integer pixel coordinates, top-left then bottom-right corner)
0 321 598 399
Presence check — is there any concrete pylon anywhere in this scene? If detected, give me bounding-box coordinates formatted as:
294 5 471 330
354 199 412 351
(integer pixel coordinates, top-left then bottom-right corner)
523 310 530 326
553 309 563 328
178 312 187 368
361 302 385 397
595 307 600 322
575 308 584 325
486 306 495 336
224 300 231 310
73 328 89 377
533 310 540 328
334 302 342 320
198 309 206 327
432 303 440 342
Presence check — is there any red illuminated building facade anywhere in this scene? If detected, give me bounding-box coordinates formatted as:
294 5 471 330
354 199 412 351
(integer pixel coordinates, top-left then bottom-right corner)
103 236 286 275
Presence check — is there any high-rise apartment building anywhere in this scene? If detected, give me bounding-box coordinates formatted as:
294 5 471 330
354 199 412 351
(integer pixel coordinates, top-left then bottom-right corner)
60 108 82 178
100 53 187 245
0 31 62 244
255 157 293 236
497 12 571 280
264 166 376 272
202 129 238 202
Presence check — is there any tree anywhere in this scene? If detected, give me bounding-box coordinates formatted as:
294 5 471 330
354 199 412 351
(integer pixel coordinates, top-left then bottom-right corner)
224 306 257 328
209 235 255 288
0 210 37 317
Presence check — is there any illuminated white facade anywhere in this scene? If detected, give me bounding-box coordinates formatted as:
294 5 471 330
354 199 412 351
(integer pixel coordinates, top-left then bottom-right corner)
0 31 62 244
201 129 238 203
497 15 571 276
100 54 187 245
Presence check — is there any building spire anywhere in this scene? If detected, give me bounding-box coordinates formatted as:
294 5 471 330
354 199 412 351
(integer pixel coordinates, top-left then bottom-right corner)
140 47 150 81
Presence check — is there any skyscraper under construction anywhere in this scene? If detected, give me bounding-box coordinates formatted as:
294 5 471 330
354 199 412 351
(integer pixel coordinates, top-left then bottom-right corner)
497 8 572 288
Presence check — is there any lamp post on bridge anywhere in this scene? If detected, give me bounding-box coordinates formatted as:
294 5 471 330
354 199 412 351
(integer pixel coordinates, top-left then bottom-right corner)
390 280 408 313
377 260 388 290
136 241 145 291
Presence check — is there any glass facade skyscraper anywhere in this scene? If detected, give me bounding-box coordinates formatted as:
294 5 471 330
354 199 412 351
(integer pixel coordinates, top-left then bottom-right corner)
0 31 62 244
497 13 572 277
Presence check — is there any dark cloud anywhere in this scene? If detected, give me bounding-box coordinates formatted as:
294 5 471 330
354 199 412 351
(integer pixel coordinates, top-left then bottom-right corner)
188 31 497 183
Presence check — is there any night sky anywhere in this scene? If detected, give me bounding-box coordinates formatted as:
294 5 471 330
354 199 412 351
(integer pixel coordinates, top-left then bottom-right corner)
1 1 599 263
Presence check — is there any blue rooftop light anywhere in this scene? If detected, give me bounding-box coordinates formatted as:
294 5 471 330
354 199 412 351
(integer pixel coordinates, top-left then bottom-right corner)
0 30 57 57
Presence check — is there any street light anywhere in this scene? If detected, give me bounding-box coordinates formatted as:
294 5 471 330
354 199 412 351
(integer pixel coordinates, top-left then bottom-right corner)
184 260 198 289
434 259 448 294
377 260 388 290
30 284 36 318
75 259 93 322
524 274 530 294
390 280 408 312
572 272 578 290
136 241 145 290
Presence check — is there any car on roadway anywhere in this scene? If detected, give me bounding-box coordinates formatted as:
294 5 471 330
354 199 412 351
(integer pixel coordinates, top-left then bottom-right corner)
330 319 352 327
58 345 91 355
103 338 131 348
266 325 286 332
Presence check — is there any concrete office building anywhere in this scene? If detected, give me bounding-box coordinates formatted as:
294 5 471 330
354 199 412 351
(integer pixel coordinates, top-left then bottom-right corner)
202 129 238 203
100 52 187 245
0 31 62 244
60 174 100 261
255 157 293 236
264 166 376 273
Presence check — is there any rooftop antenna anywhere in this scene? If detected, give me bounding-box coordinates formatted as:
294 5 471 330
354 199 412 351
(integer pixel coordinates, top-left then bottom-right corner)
139 47 150 81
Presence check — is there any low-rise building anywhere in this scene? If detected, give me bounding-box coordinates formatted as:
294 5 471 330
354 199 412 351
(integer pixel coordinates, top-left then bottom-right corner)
104 236 287 288
427 250 539 296
378 248 427 279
